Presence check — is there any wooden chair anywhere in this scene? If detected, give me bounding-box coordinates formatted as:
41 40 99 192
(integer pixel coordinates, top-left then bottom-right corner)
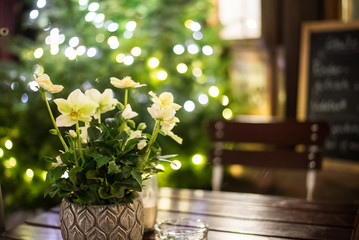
207 118 330 200
0 184 5 233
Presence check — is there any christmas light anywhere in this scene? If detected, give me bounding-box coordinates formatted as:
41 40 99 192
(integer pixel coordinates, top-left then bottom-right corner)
208 86 219 97
126 21 137 31
221 95 229 106
187 44 199 54
34 48 44 58
131 47 141 56
41 171 47 181
5 140 13 150
95 33 105 43
26 169 34 178
88 2 99 12
37 0 47 9
123 31 133 39
79 0 88 6
193 31 203 40
189 21 201 31
107 36 119 49
50 44 59 55
198 93 209 105
85 12 96 22
69 37 80 48
184 100 195 112
157 70 167 80
0 148 3 157
124 55 134 65
28 81 39 92
192 67 202 77
116 53 125 63
184 19 193 28
107 22 119 32
171 160 182 170
94 13 105 24
192 154 203 164
29 10 39 20
176 63 188 73
173 44 185 55
148 57 160 68
65 47 77 60
21 93 29 103
222 108 233 119
87 47 97 57
202 45 213 56
76 45 86 56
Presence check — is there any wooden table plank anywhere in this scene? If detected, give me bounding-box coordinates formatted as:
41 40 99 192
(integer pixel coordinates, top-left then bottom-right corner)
156 211 353 240
157 196 357 227
159 188 359 214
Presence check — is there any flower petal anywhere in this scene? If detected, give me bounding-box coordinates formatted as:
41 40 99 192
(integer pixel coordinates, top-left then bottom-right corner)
51 84 64 94
54 98 72 114
56 114 77 127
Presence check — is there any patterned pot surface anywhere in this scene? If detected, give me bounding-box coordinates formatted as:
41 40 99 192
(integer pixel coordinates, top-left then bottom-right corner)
60 194 144 240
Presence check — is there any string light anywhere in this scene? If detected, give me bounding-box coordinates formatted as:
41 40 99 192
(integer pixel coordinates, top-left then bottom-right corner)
176 63 187 73
88 2 100 11
148 57 160 68
192 67 202 77
221 95 229 106
202 45 213 56
173 44 185 55
125 21 137 31
116 53 125 63
187 44 199 54
5 140 13 150
198 93 209 105
87 47 97 57
69 37 80 47
157 70 167 80
184 100 195 112
189 21 201 31
222 108 233 120
124 55 134 65
29 10 39 20
192 154 203 164
0 148 4 158
76 45 86 56
34 48 44 58
131 47 141 56
26 169 34 178
95 33 105 43
208 86 219 97
171 160 182 170
37 0 47 8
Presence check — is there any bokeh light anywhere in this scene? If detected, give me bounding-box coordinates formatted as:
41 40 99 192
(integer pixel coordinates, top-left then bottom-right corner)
34 48 44 58
126 21 137 31
176 63 188 73
171 160 182 170
131 47 141 56
29 10 39 20
208 86 219 97
0 148 4 158
198 93 209 105
148 57 160 68
157 70 168 80
222 108 233 120
202 45 213 56
221 95 229 106
184 100 195 112
5 140 13 150
192 154 203 165
173 44 185 55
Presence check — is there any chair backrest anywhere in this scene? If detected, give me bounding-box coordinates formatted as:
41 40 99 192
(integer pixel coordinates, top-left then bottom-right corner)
207 118 330 199
0 184 5 233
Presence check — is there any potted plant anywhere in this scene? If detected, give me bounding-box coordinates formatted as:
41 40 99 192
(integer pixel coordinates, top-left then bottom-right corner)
34 73 182 240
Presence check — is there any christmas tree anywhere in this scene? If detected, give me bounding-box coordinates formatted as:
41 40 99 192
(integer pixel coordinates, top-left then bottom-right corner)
0 0 231 213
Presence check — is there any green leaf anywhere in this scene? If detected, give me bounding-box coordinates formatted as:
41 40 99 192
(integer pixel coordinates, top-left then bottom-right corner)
111 184 125 198
98 186 113 199
49 129 58 135
46 166 67 182
85 170 104 183
41 156 57 163
131 170 142 187
88 126 101 140
94 155 112 168
69 167 83 185
108 161 120 174
137 123 147 130
127 120 135 129
44 184 60 198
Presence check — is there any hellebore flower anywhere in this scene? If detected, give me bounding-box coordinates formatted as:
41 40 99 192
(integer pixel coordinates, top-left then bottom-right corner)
85 89 118 119
34 74 64 94
122 104 138 119
110 76 146 89
54 89 99 127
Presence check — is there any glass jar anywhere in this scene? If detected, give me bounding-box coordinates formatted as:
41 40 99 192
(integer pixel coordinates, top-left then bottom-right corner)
139 174 158 230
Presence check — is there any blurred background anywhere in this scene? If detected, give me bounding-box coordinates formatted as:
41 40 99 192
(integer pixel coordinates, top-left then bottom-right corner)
1 0 359 226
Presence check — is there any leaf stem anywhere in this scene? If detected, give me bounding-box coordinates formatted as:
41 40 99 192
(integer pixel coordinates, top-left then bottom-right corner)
124 89 128 106
41 91 69 151
76 121 85 164
144 120 161 163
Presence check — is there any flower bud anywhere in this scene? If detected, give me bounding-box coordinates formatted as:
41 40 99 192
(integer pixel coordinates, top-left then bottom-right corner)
69 130 77 138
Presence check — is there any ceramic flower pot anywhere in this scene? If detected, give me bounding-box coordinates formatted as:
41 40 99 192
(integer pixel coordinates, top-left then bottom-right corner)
60 193 144 240
139 174 158 230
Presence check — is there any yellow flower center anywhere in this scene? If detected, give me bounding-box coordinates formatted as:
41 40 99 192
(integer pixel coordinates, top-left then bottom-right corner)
70 110 81 118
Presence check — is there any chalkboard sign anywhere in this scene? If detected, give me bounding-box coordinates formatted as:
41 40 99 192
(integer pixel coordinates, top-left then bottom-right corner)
298 21 359 161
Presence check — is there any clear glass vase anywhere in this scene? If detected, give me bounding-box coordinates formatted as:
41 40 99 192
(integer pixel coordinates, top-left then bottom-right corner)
139 174 158 231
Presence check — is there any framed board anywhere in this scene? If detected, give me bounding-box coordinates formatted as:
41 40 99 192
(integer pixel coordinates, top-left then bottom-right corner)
298 21 359 161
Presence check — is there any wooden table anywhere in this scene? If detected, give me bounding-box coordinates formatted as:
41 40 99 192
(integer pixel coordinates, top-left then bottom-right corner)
1 187 359 240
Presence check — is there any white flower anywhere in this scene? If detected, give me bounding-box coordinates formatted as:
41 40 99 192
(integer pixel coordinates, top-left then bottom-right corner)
80 123 90 144
149 91 181 110
128 130 142 141
69 130 77 138
34 74 64 94
110 76 146 89
122 104 138 119
85 89 118 119
54 89 99 127
147 103 176 121
137 140 147 150
52 156 63 167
